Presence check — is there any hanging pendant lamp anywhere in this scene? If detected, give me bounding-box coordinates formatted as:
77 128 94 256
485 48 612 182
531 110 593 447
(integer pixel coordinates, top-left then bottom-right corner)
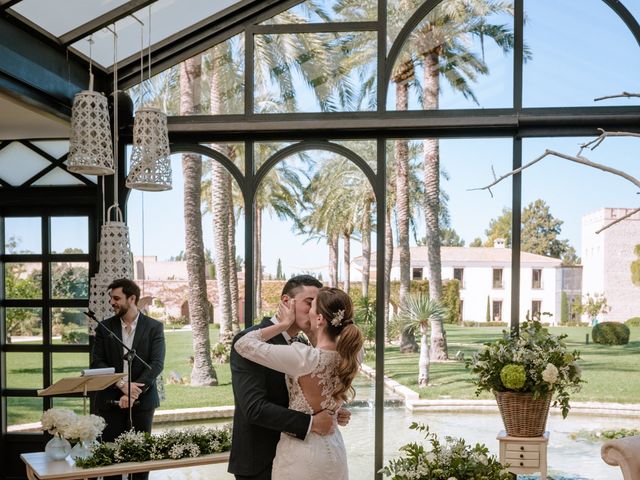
126 107 172 191
67 39 114 175
126 7 172 191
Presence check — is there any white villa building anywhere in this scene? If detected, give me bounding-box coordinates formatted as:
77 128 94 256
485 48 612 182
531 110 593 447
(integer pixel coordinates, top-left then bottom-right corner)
353 240 567 324
581 208 640 322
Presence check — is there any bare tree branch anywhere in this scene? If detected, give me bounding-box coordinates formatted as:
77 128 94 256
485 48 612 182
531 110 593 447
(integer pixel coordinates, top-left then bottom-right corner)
594 91 640 101
595 207 640 234
470 133 640 233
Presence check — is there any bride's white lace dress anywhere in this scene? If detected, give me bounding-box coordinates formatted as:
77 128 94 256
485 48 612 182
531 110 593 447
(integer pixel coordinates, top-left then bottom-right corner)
235 330 348 480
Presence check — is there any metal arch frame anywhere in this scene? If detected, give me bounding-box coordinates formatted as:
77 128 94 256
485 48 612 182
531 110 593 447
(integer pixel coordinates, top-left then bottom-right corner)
170 143 245 189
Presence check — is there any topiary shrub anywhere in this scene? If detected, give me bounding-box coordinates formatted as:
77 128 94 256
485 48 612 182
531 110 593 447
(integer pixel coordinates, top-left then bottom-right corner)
625 317 640 327
592 322 630 345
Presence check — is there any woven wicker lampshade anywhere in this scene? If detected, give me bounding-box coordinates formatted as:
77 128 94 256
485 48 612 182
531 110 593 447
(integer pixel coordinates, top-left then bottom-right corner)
126 107 172 191
67 90 115 175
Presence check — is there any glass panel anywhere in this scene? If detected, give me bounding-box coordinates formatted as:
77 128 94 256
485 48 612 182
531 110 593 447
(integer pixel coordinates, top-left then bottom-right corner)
254 141 296 172
523 0 640 107
128 33 244 116
254 32 377 113
203 143 245 175
30 140 69 159
330 140 377 174
52 308 89 345
5 263 43 299
31 168 85 186
69 0 241 69
50 217 89 254
52 352 90 384
0 142 50 186
264 0 377 23
522 135 638 326
387 0 514 110
52 397 86 415
11 0 130 37
7 397 43 430
6 352 43 389
51 262 89 299
388 0 426 52
5 217 41 254
6 307 43 344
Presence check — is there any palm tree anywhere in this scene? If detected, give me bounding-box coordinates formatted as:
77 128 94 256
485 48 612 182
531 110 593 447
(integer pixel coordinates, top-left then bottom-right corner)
179 55 218 386
396 0 519 360
396 293 447 387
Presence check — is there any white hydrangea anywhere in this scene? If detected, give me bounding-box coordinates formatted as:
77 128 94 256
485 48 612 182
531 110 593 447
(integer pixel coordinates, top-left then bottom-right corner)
40 408 77 437
542 363 559 384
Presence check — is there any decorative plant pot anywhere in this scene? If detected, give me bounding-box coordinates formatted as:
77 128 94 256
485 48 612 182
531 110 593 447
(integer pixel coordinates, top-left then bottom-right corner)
45 435 71 461
494 391 552 437
69 440 95 461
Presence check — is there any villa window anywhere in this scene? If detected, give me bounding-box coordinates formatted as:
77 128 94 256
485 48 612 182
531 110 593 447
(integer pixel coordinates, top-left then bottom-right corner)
492 268 503 289
532 300 542 319
453 268 464 288
532 269 542 289
492 300 503 322
412 267 423 280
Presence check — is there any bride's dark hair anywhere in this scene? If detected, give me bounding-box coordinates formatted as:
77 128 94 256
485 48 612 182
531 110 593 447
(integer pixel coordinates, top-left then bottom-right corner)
315 287 364 402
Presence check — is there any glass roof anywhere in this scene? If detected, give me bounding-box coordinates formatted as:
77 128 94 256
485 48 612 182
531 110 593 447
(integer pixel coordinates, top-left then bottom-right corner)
9 0 242 69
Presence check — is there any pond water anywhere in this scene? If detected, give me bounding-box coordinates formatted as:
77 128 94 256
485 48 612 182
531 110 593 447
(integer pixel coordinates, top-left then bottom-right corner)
151 379 627 479
152 406 627 480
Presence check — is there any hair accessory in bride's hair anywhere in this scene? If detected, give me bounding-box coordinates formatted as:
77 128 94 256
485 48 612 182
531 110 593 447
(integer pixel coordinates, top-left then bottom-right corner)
331 309 345 327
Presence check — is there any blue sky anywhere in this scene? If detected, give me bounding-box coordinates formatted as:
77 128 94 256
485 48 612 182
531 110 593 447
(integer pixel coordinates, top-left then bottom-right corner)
123 0 640 278
9 1 636 278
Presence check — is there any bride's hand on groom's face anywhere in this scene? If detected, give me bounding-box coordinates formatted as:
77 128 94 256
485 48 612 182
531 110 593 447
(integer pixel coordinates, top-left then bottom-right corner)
277 299 296 329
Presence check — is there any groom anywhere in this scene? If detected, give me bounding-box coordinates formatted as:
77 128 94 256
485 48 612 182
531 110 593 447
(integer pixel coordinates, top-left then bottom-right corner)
228 275 340 480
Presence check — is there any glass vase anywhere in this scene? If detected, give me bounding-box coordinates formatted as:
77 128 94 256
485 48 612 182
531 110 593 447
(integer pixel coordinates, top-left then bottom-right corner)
45 435 71 461
69 439 95 460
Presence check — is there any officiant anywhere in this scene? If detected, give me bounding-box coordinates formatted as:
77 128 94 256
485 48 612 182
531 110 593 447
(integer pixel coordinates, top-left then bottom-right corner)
91 278 166 480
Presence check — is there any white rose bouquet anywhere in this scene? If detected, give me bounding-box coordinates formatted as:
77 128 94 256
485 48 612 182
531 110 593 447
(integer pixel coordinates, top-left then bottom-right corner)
65 414 106 443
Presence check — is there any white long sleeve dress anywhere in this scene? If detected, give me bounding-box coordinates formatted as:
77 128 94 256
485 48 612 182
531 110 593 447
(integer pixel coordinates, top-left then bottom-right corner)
234 329 348 480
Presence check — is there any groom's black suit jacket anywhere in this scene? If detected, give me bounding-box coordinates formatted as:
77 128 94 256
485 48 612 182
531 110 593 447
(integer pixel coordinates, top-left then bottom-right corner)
91 313 166 412
228 317 311 477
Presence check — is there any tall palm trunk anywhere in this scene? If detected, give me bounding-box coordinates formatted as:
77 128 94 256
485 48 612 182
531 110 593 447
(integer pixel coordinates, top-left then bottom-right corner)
361 197 372 298
422 50 447 360
180 57 217 386
396 78 417 353
418 323 430 387
227 185 240 333
210 56 235 343
212 162 233 343
384 208 393 342
328 233 339 287
255 207 263 316
343 231 351 294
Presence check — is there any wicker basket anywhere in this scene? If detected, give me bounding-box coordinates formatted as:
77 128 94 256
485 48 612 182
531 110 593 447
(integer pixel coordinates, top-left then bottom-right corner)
494 391 552 437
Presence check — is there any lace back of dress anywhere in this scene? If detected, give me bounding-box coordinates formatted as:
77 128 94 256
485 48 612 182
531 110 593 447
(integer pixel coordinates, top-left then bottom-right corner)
298 350 341 413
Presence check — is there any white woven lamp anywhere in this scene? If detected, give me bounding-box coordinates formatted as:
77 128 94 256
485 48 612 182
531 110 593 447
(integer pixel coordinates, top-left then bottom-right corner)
67 89 115 175
126 107 172 191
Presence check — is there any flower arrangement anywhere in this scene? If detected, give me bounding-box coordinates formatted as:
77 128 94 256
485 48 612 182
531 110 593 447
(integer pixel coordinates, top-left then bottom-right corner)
466 320 583 418
75 425 232 469
41 408 78 438
381 422 511 480
41 408 106 443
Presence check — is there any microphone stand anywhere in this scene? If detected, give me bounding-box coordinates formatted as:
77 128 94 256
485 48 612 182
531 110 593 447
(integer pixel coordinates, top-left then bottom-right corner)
85 310 152 430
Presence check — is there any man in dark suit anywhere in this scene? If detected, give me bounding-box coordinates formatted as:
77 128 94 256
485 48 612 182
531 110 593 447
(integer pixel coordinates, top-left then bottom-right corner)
228 275 337 480
91 278 165 480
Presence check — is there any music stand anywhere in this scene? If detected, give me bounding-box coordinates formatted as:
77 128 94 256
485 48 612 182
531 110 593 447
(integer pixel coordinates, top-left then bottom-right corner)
38 373 125 415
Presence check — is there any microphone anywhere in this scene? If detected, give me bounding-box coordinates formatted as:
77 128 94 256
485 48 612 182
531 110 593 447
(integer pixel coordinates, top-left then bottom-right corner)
106 399 140 408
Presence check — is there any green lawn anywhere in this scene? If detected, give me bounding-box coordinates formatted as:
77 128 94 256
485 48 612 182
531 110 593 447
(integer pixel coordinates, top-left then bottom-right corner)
367 325 640 403
7 325 640 425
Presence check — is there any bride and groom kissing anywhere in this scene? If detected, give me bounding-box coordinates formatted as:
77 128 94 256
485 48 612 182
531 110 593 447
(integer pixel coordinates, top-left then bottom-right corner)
228 275 364 480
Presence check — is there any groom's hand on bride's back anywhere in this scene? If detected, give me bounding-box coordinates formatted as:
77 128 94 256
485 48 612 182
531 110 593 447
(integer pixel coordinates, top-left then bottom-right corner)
311 409 337 436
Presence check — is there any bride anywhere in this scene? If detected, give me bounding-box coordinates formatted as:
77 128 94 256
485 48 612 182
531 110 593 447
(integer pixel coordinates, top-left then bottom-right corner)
234 287 364 480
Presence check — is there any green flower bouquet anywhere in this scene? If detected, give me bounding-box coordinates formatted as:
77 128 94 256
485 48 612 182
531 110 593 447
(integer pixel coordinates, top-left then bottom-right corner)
466 321 584 419
381 423 512 480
